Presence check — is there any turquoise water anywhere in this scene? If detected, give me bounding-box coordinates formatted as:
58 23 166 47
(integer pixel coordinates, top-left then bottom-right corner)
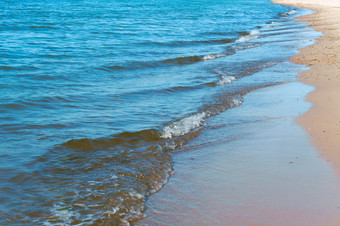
0 0 318 224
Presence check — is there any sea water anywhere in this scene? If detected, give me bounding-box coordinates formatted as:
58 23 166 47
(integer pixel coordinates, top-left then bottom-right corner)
0 0 319 224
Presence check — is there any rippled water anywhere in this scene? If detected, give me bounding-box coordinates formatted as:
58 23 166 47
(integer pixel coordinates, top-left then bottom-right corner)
0 0 318 224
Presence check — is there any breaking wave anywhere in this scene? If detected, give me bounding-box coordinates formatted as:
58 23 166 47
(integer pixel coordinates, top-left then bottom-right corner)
162 112 207 139
218 76 236 85
236 30 260 42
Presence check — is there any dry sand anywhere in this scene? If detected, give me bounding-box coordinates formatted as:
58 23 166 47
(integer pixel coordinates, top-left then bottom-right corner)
273 0 340 176
274 0 340 7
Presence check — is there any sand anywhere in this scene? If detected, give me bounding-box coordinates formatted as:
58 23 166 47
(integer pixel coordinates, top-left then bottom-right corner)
273 0 340 176
274 0 340 7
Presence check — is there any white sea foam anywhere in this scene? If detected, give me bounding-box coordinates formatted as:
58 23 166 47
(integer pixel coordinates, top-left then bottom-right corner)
161 112 206 139
284 9 296 16
218 76 236 85
232 43 261 51
73 203 86 208
111 206 120 214
88 180 101 185
45 204 80 226
202 53 224 61
232 97 243 106
249 30 260 36
236 30 260 42
263 21 278 29
129 191 144 200
111 174 118 179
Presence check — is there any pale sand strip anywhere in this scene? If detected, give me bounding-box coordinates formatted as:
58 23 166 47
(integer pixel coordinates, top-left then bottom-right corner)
273 0 340 175
273 0 340 7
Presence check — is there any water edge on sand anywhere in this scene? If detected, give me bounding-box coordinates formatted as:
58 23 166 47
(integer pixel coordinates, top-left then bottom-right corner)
138 81 340 225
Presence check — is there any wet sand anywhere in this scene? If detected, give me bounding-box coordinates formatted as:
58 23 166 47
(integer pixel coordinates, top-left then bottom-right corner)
273 0 340 176
138 81 340 225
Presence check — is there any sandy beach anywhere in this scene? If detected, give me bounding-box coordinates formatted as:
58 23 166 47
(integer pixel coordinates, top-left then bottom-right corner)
272 0 340 175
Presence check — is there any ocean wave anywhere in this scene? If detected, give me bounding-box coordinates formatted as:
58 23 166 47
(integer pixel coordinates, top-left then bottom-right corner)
218 75 236 85
28 25 57 29
0 66 39 71
99 30 267 72
161 94 244 139
141 38 233 47
280 9 297 17
202 53 225 61
101 55 203 71
161 112 207 139
62 129 161 150
263 21 278 29
236 30 260 42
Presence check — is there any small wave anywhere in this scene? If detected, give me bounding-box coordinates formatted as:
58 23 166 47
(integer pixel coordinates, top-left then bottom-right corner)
231 97 243 106
218 76 236 85
0 66 39 71
261 24 308 34
28 25 56 29
101 56 202 71
100 37 259 72
161 55 202 66
63 130 161 151
0 103 26 111
161 94 243 139
161 112 207 139
141 38 233 47
100 65 128 71
205 94 244 116
280 9 296 17
236 30 260 42
101 55 213 72
202 53 225 61
232 43 261 52
211 39 233 44
40 54 72 59
263 21 279 29
164 86 200 93
49 204 80 225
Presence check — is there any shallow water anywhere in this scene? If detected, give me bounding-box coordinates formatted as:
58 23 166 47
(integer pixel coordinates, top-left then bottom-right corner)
0 0 321 224
139 82 340 225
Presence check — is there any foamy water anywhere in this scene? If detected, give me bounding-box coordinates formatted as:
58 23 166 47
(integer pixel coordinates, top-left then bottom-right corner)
236 30 261 42
202 53 226 61
162 113 207 139
218 76 236 85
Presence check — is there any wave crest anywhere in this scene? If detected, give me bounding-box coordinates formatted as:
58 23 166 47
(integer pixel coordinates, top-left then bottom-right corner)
236 30 260 42
218 76 236 85
161 112 207 139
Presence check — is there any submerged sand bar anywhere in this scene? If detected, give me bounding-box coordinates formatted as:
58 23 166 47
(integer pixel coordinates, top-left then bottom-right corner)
273 0 340 175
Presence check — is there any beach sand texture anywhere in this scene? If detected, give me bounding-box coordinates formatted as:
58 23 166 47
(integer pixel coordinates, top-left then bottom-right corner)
273 0 340 175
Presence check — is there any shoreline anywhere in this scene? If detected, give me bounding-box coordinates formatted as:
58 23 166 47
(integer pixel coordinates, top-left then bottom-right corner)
133 3 340 225
139 82 340 225
272 0 340 176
